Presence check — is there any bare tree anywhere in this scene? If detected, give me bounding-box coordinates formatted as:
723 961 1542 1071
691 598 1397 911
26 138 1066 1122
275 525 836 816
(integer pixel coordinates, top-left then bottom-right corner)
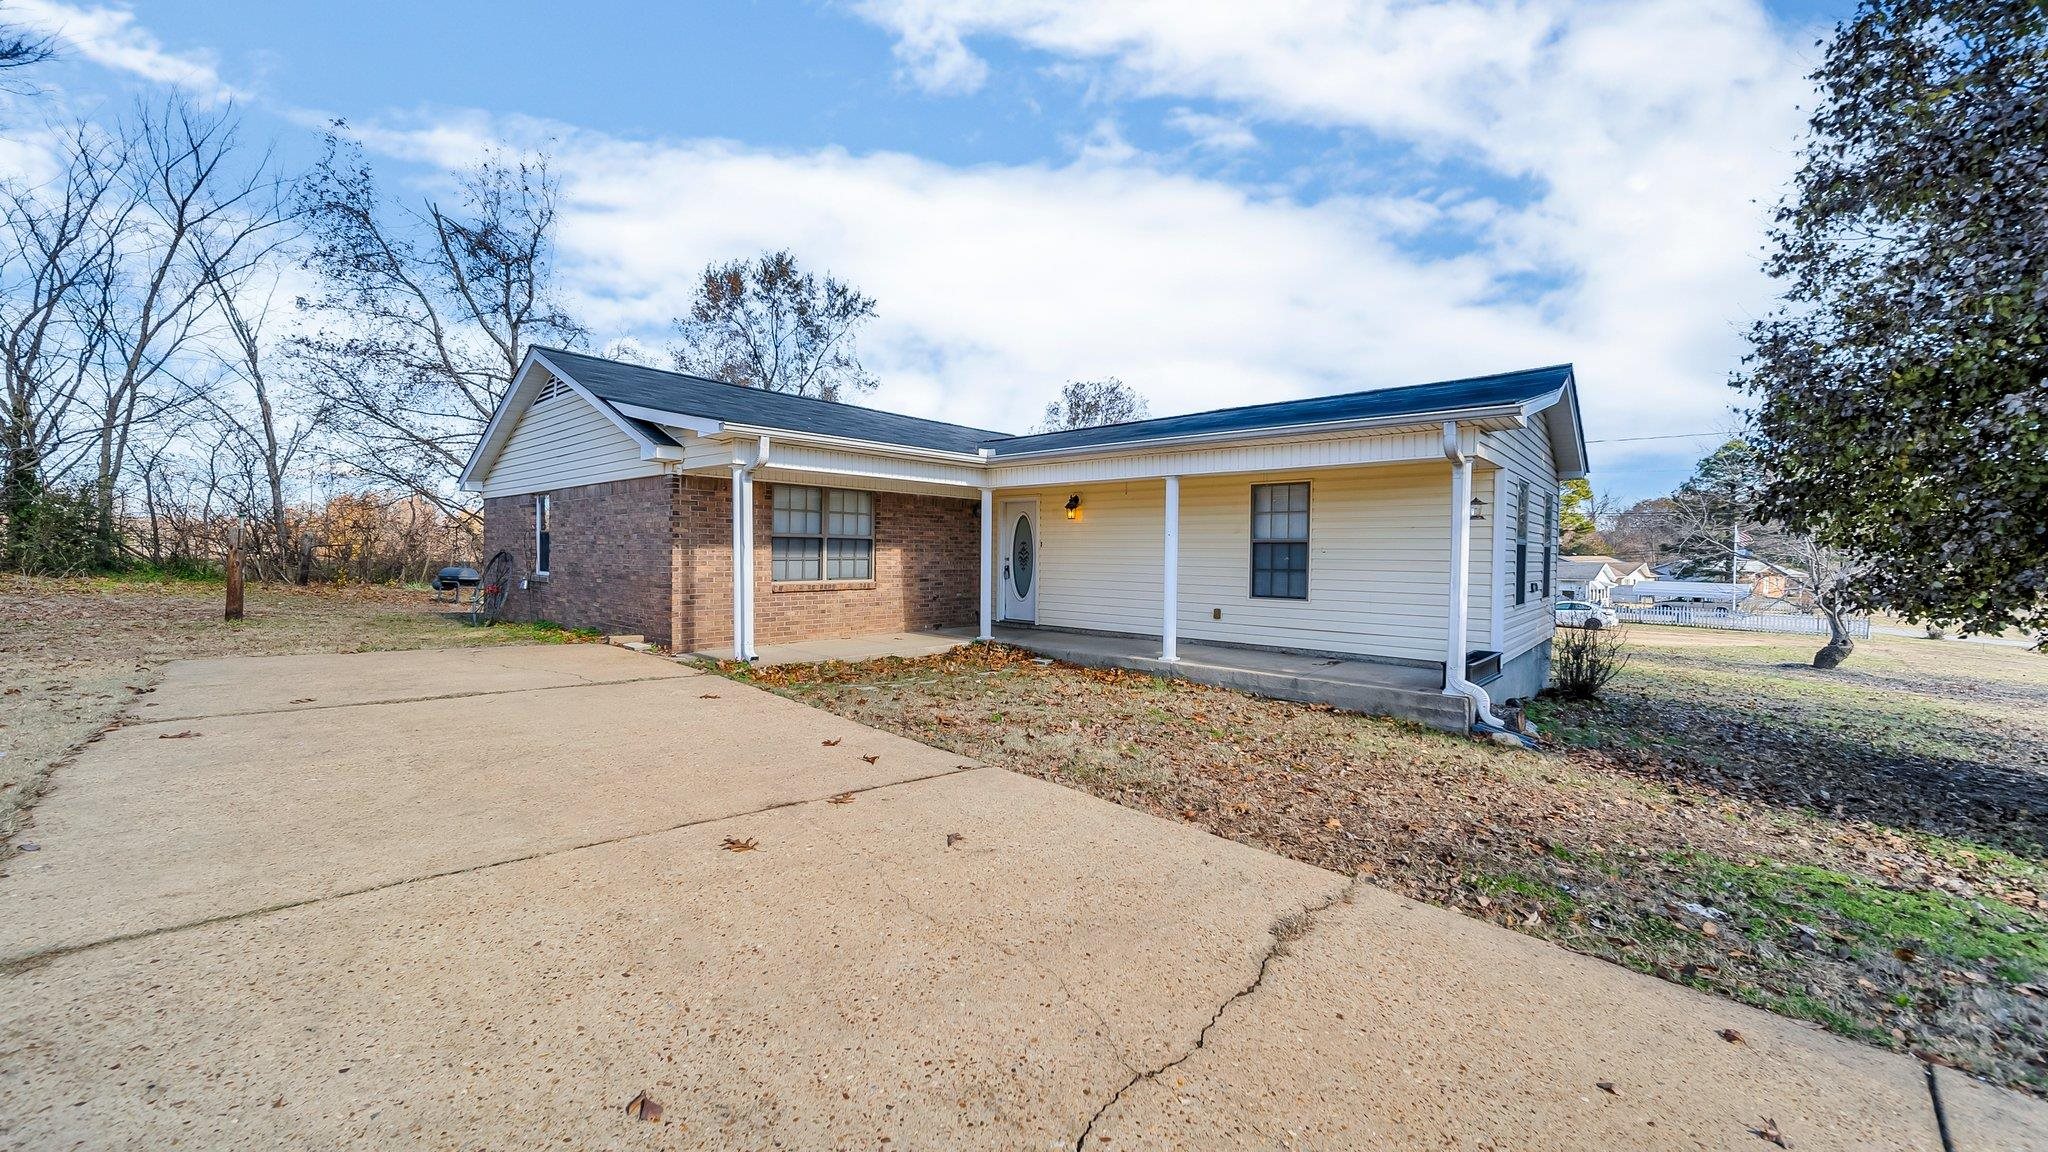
292 131 584 524
1662 486 1867 668
0 6 54 83
0 121 122 570
62 100 289 567
194 268 317 579
668 249 878 400
1034 377 1149 432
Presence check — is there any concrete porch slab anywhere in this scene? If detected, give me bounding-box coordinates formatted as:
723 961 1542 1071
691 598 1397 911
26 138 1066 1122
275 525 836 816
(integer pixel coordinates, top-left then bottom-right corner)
697 628 975 667
992 625 1474 732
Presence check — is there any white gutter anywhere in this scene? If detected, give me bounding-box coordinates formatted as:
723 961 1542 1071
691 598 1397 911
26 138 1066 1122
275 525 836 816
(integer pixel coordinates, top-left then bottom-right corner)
731 434 770 660
982 402 1529 464
716 422 989 466
1441 420 1505 731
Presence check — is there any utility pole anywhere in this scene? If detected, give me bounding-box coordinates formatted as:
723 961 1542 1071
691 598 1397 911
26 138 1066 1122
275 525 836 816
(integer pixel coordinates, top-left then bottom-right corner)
1731 521 1741 614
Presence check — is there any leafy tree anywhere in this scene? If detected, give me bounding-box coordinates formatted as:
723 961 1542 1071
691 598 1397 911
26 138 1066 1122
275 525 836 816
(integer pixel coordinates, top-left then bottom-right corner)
1667 440 1763 579
669 249 878 401
1737 0 2047 636
1559 478 1601 552
1035 377 1149 431
293 131 584 525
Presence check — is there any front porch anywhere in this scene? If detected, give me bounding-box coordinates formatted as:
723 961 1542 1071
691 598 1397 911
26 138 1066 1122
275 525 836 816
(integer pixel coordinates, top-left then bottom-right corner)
991 626 1473 732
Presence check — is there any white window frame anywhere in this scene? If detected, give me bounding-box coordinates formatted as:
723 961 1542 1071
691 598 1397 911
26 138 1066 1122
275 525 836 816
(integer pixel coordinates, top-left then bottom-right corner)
1249 481 1310 600
771 485 875 583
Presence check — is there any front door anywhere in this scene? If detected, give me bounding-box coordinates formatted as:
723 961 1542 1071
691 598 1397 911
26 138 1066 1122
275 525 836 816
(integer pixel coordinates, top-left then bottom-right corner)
999 500 1038 623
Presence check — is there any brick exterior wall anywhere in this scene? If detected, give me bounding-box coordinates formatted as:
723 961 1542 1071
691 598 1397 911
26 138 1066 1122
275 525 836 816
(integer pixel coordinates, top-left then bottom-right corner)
481 475 678 642
483 474 980 653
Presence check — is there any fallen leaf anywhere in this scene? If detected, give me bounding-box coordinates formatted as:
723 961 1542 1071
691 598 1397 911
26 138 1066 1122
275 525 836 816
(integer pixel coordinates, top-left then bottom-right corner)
1700 920 1719 937
821 738 841 746
158 730 202 739
699 693 721 699
945 833 966 847
720 837 759 853
1719 1029 1745 1044
1751 1117 1788 1147
1596 1081 1618 1096
626 1091 663 1122
1893 947 1917 963
862 754 880 764
290 698 315 704
1324 818 1343 830
827 793 856 805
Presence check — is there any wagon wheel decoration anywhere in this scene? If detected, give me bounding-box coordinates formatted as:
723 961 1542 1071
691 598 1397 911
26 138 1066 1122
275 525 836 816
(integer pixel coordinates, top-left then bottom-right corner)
476 550 515 624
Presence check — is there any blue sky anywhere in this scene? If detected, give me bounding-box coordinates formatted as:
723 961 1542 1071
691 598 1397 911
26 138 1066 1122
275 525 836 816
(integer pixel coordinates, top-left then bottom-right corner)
8 0 1855 504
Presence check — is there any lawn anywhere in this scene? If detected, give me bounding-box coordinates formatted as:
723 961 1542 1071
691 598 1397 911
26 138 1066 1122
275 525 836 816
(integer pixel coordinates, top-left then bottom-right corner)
720 626 2048 1094
0 572 590 843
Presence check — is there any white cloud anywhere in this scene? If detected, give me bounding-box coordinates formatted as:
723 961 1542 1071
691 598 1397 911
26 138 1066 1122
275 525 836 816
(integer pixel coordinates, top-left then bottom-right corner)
1165 108 1257 153
354 114 1580 440
848 0 1826 466
8 0 238 100
855 0 990 95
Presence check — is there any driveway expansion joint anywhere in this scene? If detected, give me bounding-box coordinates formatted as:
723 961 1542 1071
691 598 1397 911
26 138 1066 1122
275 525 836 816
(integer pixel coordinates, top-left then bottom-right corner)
125 672 694 725
0 765 977 973
1071 874 1363 1151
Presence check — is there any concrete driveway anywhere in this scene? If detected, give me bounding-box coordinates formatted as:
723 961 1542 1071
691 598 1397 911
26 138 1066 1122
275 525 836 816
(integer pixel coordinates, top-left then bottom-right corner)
0 645 2037 1150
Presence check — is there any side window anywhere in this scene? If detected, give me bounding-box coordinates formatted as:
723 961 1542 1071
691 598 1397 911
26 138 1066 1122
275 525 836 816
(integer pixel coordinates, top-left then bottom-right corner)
1250 482 1309 599
1512 481 1529 607
534 494 551 576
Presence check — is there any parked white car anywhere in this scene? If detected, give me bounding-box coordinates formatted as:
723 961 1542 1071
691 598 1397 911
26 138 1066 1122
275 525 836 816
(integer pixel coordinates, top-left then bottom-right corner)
1555 599 1619 629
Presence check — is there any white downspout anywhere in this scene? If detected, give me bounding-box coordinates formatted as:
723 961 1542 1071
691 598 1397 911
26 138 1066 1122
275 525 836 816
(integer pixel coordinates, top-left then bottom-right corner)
1442 421 1504 730
978 486 994 641
731 434 770 661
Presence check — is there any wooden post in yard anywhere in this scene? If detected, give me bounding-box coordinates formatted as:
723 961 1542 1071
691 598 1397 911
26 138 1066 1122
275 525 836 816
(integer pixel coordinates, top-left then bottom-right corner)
225 522 245 622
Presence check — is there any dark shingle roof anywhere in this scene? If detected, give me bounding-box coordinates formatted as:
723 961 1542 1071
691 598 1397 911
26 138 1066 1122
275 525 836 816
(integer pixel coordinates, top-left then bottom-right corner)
537 347 1573 459
979 364 1574 457
536 347 1007 455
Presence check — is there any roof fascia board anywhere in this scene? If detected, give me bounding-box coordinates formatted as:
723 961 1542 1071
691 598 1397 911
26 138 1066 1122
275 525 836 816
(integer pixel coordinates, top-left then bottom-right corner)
610 401 725 437
714 422 990 466
983 403 1528 463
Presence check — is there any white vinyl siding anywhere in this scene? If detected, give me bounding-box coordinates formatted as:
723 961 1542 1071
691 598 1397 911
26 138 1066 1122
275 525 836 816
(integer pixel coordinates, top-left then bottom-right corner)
1479 419 1560 662
479 389 664 498
1007 463 1464 666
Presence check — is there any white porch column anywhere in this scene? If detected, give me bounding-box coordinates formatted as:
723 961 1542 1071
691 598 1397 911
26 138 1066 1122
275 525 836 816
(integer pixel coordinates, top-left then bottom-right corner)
1446 455 1474 682
730 463 753 661
978 487 994 641
1161 475 1180 662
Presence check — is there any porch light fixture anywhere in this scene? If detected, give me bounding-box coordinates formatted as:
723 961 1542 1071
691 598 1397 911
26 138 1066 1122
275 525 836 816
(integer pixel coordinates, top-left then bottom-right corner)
1065 494 1081 520
1469 496 1488 522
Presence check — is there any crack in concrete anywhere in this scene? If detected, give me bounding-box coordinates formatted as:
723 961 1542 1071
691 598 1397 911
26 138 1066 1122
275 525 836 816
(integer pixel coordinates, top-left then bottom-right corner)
126 671 694 725
811 819 1141 1082
0 767 975 974
1071 875 1362 1151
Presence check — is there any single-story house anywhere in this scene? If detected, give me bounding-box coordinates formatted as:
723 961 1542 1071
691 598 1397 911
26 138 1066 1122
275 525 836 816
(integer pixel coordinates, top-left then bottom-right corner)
1564 555 1652 587
1555 559 1622 604
460 348 1589 732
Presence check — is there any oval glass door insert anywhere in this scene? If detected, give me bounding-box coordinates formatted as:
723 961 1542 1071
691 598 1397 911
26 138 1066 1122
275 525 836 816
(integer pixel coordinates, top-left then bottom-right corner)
1011 515 1035 596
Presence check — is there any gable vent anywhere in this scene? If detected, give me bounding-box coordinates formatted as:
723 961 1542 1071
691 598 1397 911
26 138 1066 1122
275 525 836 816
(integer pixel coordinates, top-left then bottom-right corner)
534 377 568 403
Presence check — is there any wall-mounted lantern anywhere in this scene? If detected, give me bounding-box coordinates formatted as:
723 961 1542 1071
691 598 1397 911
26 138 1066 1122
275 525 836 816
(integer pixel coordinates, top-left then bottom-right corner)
1469 496 1488 522
1065 494 1082 520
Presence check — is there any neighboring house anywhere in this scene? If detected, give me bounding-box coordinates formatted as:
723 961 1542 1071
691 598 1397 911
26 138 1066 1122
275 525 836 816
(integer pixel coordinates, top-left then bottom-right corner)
461 348 1589 730
1555 559 1621 604
1566 555 1653 587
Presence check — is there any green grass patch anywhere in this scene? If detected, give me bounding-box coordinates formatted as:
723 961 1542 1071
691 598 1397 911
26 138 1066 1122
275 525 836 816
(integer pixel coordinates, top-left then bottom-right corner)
1470 870 1579 919
471 619 602 644
1680 854 2047 980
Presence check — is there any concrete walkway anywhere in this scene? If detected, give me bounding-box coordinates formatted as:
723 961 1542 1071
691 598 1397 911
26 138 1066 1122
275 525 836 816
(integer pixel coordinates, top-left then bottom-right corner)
0 645 2038 1150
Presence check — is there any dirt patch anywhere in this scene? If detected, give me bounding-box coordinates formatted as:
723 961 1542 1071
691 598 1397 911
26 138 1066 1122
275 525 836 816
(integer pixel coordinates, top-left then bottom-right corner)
722 639 2048 1095
0 574 584 844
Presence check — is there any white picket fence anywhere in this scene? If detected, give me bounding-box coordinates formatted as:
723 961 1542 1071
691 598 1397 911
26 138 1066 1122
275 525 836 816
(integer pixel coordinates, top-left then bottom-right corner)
1611 604 1871 639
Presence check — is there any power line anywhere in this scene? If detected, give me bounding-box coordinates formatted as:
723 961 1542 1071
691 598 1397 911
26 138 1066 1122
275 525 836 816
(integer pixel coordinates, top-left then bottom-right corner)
1585 432 1727 444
